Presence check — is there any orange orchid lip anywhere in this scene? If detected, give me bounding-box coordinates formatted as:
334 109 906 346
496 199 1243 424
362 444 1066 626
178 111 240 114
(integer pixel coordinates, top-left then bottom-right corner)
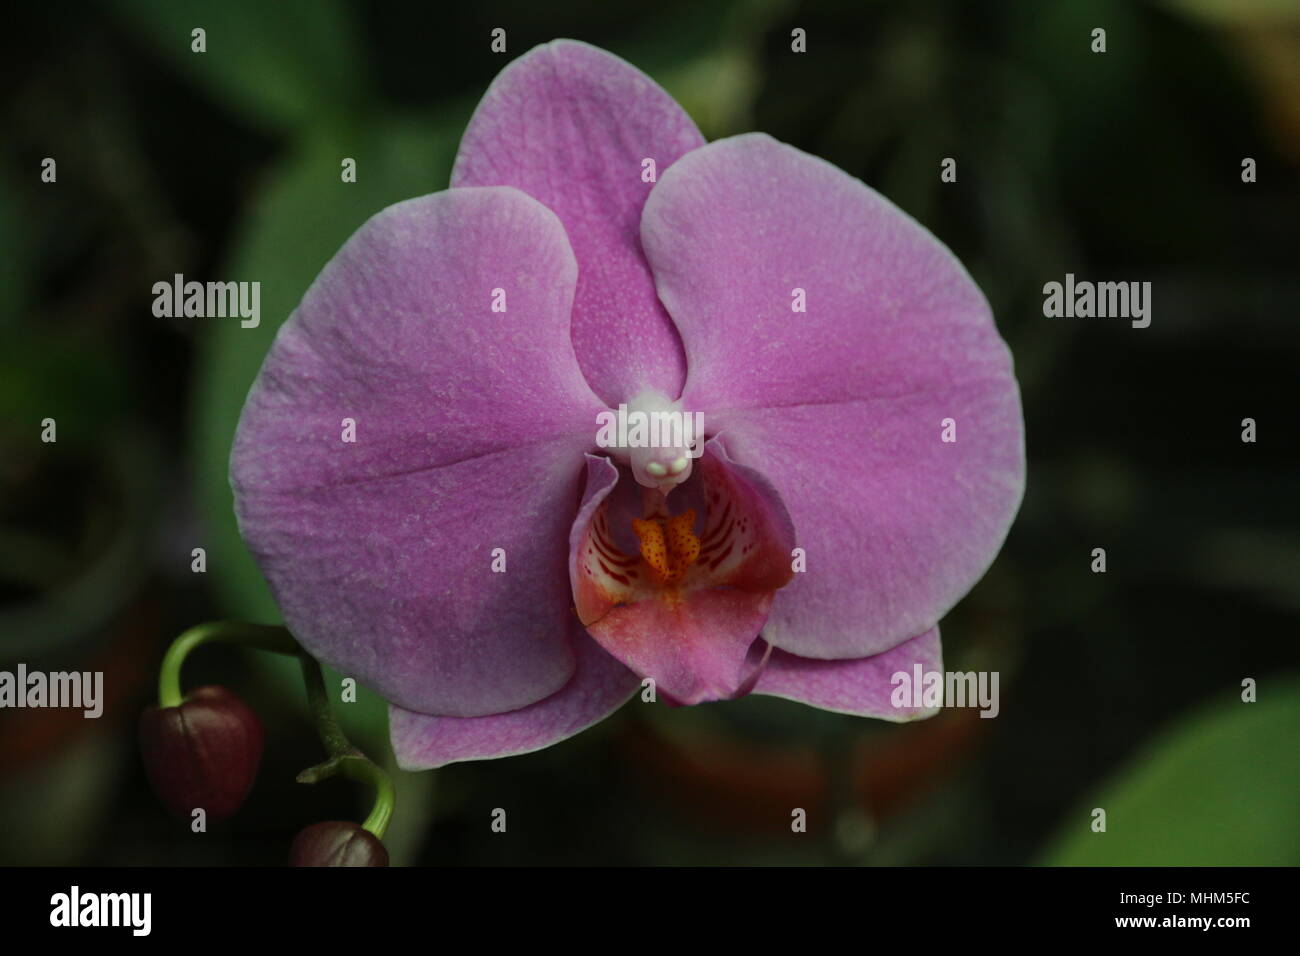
574 444 796 624
570 441 798 705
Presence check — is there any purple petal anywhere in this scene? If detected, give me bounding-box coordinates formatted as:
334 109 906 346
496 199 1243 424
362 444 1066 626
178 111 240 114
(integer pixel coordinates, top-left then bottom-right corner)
232 187 608 716
390 630 639 770
752 627 943 721
453 39 705 405
641 134 1025 659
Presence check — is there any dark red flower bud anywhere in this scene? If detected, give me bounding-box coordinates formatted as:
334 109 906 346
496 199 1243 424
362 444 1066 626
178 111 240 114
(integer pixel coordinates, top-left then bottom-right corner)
289 821 390 867
138 685 264 822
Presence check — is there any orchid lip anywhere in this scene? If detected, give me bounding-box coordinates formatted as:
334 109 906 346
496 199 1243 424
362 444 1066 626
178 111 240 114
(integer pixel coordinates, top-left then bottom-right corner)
570 441 798 706
573 440 797 629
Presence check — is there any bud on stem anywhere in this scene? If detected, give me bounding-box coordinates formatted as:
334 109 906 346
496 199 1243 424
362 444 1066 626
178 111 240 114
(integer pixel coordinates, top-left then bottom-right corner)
138 685 264 822
140 623 298 822
289 821 390 867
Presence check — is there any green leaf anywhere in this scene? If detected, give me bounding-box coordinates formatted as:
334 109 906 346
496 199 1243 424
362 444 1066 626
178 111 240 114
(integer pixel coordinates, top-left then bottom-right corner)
1041 675 1300 865
106 0 369 131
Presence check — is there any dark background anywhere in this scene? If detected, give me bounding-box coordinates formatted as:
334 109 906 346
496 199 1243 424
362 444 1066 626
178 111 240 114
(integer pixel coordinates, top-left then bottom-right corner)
1 0 1297 865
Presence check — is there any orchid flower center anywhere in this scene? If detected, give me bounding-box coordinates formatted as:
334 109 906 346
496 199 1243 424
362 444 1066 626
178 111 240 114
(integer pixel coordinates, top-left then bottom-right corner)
599 390 701 495
574 448 795 637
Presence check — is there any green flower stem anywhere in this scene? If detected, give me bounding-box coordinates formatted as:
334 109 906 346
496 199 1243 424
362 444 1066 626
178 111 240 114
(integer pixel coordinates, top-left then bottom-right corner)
296 653 395 839
157 622 301 708
299 649 350 755
295 754 396 837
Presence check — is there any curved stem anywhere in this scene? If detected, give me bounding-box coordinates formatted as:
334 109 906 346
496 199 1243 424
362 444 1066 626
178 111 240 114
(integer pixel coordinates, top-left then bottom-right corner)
157 622 300 707
346 756 396 837
296 654 396 840
298 650 352 756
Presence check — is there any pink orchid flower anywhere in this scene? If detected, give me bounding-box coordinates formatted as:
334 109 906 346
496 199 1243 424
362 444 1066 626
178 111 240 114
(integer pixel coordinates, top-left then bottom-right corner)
231 40 1025 769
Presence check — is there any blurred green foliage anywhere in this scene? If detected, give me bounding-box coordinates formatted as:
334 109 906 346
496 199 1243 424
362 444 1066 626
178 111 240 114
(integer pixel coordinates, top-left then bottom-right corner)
1043 676 1300 865
107 0 370 132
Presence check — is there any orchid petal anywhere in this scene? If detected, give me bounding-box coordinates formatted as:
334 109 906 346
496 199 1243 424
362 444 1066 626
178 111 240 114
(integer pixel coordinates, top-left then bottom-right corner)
232 187 607 716
389 629 639 770
753 627 943 721
641 133 1025 659
452 40 705 404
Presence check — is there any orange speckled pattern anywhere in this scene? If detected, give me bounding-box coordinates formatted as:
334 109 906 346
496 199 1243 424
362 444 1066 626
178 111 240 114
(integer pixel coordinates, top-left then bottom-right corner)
632 509 700 584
